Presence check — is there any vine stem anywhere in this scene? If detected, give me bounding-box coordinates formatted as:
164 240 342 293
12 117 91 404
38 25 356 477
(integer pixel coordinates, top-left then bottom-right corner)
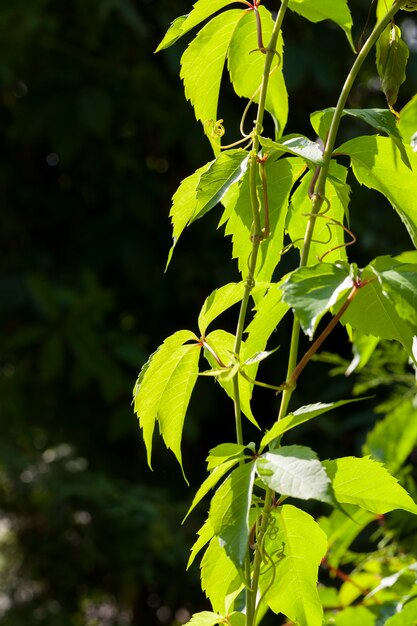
278 0 407 421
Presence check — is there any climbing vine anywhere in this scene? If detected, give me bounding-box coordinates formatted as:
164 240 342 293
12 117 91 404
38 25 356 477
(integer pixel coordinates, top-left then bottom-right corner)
135 1 417 624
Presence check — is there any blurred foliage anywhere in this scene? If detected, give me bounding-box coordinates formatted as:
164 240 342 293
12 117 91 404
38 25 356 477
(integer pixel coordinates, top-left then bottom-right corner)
0 0 416 625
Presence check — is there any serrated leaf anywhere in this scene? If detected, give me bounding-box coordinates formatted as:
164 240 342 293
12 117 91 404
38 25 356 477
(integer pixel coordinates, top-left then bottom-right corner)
156 0 237 51
207 443 248 471
182 611 225 626
260 398 367 450
193 151 249 222
166 161 214 266
339 266 415 355
201 537 243 613
370 256 417 332
288 0 354 50
376 23 409 111
259 505 328 626
133 330 200 469
181 10 243 153
187 517 214 570
256 445 334 504
311 107 410 167
287 162 351 265
198 282 246 335
209 462 256 570
385 597 417 626
318 506 375 569
364 398 417 474
184 458 242 522
399 93 417 151
204 329 259 427
227 6 288 137
260 135 324 167
281 262 352 338
323 456 417 515
339 135 417 247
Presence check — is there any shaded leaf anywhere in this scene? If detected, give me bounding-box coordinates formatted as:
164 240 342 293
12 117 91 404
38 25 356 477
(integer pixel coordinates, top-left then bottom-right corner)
256 445 334 504
371 255 417 331
209 462 256 570
385 597 417 626
260 135 324 166
376 23 409 111
323 456 417 514
345 331 380 375
318 506 375 569
398 93 417 151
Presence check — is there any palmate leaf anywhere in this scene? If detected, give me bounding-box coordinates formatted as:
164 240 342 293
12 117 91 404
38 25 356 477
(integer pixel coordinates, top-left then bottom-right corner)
201 537 243 614
227 6 288 137
323 456 417 515
156 0 237 51
256 445 334 504
259 505 328 626
133 329 200 471
376 23 409 112
288 0 354 51
281 262 353 339
311 107 410 167
209 462 256 570
260 398 367 450
339 135 417 247
181 10 243 153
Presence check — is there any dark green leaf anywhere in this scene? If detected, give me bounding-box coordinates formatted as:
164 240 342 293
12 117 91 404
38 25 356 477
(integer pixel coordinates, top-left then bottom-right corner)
376 23 409 111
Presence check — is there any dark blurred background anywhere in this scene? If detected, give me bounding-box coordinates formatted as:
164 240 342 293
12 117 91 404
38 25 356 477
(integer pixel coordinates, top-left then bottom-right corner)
0 1 416 625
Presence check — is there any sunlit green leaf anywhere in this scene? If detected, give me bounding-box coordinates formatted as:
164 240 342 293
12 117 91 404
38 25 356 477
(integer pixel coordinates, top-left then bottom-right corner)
318 506 374 569
345 331 380 375
260 398 367 450
260 505 328 626
281 262 352 338
181 10 244 153
182 611 225 626
198 282 246 335
256 445 334 504
201 537 243 614
399 93 417 151
187 518 214 570
376 23 409 111
371 256 417 331
332 605 377 626
207 443 248 471
339 135 417 247
227 6 288 137
156 0 238 51
323 456 417 514
133 330 200 470
260 135 324 166
385 597 417 625
288 0 354 50
209 462 256 570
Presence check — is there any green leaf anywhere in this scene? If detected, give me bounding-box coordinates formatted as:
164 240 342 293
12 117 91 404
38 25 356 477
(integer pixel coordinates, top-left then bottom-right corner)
181 10 243 153
345 331 380 375
133 330 200 470
204 329 259 427
311 107 410 168
166 161 213 266
399 93 417 151
227 6 288 137
323 456 417 515
201 537 243 613
187 518 214 570
260 135 324 166
198 282 246 335
339 266 415 355
287 162 351 265
156 0 237 51
385 597 417 626
339 135 417 247
281 262 352 338
364 399 417 474
182 611 225 626
207 443 248 471
370 256 417 332
260 398 367 450
260 505 328 626
184 458 242 522
376 23 409 111
288 0 354 50
209 462 256 570
332 605 377 626
318 506 375 569
193 151 249 222
256 445 334 504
